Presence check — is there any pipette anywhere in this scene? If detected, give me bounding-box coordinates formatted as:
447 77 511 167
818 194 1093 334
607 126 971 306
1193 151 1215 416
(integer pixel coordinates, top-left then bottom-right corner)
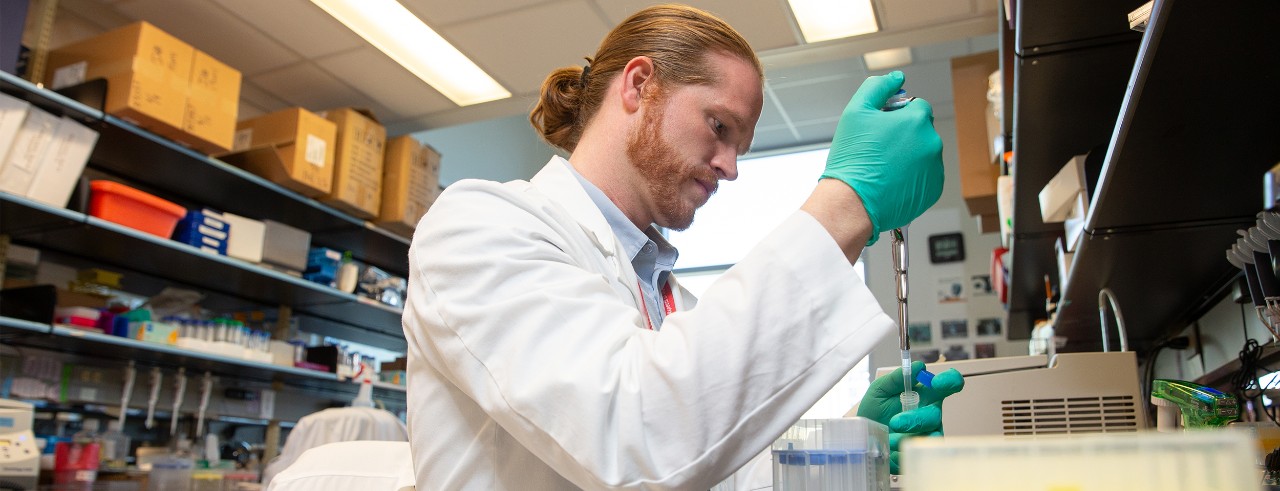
891 228 918 412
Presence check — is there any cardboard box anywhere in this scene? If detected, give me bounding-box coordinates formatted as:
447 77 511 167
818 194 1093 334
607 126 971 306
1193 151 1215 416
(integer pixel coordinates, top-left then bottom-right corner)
225 108 337 197
376 136 440 237
950 51 1002 218
0 106 60 196
47 21 194 132
321 108 385 219
25 117 100 207
154 50 241 154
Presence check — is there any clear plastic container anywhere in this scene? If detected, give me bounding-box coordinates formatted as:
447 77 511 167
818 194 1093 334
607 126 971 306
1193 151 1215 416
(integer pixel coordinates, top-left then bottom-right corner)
149 457 194 491
191 468 224 491
772 417 889 491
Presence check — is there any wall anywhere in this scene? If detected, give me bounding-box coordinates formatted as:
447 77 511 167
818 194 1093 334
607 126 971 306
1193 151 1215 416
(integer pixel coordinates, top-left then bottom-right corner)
1154 284 1271 387
415 114 561 186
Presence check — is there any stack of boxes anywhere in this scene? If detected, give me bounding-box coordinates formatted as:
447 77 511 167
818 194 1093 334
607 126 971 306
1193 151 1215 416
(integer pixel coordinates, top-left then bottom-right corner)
377 136 441 237
320 108 386 219
46 21 241 155
227 108 337 197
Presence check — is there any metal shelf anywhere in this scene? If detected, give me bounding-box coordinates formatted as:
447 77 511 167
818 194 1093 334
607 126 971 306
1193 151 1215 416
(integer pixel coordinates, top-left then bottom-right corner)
1055 220 1251 353
0 192 404 341
0 317 405 402
0 70 410 276
1047 0 1280 351
1014 0 1145 56
1005 39 1139 335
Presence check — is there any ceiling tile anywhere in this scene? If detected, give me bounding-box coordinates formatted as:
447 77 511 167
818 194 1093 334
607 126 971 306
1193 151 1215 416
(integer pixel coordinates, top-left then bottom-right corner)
212 0 364 59
441 2 612 95
895 60 954 103
111 0 300 76
792 119 839 146
594 1 800 52
755 86 789 131
237 101 267 121
914 38 972 63
314 47 457 123
238 80 291 117
770 74 863 123
765 57 867 89
749 127 802 153
251 62 388 116
877 0 975 31
401 0 559 27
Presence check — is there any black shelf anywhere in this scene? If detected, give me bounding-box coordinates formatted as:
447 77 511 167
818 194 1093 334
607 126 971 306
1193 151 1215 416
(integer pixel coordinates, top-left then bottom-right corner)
0 70 410 276
0 190 84 236
0 316 404 403
1056 220 1251 353
1084 0 1280 233
1005 38 1139 335
0 192 404 343
1048 0 1280 351
1015 0 1145 56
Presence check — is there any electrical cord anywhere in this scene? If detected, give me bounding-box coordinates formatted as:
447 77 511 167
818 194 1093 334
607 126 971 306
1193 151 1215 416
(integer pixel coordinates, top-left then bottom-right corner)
1231 338 1280 425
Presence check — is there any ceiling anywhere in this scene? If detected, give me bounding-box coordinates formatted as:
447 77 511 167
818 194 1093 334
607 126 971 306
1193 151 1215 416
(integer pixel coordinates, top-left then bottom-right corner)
48 0 998 151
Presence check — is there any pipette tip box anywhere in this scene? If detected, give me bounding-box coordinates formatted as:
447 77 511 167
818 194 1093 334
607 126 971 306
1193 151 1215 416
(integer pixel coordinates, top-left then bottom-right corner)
772 417 890 491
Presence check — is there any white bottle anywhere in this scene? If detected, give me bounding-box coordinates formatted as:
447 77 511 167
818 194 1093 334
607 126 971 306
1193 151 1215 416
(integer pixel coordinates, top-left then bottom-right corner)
100 420 131 471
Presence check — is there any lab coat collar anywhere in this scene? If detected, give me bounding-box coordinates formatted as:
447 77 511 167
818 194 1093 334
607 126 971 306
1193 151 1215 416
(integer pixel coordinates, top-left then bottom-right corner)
532 156 625 259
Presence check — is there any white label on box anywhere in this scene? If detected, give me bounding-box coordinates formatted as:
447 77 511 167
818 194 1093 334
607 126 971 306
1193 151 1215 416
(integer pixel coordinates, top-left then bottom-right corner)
51 62 87 90
305 134 326 167
233 128 253 152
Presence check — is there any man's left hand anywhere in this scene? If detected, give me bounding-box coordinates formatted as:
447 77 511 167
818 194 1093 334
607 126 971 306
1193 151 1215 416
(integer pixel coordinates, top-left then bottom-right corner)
856 361 964 474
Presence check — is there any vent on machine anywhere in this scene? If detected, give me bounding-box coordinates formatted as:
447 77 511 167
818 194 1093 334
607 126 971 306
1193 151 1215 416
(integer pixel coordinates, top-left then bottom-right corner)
1001 395 1140 435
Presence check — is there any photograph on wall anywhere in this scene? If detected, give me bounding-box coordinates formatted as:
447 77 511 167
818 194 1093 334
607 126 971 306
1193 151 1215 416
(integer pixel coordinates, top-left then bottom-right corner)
937 277 966 303
907 322 932 345
971 274 994 296
976 317 1003 337
911 349 940 363
941 344 971 361
975 342 996 359
940 319 968 339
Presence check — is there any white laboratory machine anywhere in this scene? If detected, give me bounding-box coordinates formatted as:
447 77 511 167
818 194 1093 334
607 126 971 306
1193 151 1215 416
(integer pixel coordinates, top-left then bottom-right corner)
879 351 1148 437
0 398 38 491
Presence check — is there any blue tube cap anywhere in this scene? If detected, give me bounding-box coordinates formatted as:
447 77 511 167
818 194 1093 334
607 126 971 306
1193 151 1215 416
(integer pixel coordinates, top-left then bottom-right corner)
916 369 935 388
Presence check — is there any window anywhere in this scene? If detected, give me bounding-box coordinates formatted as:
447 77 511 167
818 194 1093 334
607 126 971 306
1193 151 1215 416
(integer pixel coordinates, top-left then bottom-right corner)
668 145 869 419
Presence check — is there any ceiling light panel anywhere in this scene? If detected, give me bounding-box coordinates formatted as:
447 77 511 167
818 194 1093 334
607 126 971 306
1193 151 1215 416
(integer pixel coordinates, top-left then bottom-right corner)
863 47 913 71
787 0 879 43
311 0 511 106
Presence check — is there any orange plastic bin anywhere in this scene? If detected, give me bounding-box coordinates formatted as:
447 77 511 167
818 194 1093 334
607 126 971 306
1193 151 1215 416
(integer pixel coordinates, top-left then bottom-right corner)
88 181 187 238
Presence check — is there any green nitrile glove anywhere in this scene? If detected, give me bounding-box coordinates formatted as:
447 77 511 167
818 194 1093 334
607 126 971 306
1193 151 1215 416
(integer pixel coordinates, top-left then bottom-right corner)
856 361 964 474
821 71 944 245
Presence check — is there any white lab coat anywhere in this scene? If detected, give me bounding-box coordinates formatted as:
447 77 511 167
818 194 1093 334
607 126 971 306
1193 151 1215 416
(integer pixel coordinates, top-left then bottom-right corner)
403 157 893 490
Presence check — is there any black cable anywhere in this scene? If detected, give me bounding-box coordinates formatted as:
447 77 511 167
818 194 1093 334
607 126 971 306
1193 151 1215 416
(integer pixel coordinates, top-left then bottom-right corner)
1232 339 1280 424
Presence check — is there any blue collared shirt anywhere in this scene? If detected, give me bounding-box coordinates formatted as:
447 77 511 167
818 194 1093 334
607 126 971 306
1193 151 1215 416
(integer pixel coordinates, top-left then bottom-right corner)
567 162 679 330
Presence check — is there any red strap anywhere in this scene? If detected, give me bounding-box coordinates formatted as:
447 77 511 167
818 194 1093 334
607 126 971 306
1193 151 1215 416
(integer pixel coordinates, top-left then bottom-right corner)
638 280 678 331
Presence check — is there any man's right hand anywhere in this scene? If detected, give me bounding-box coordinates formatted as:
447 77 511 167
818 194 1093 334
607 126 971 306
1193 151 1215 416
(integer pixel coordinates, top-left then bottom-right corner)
820 71 944 245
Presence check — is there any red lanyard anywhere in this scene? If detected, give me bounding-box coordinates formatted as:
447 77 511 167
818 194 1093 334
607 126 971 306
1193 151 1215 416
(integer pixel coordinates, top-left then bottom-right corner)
638 281 677 331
